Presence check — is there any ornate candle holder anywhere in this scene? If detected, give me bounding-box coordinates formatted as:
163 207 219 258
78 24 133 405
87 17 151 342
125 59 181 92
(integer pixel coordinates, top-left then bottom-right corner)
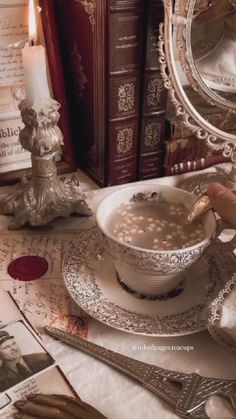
0 100 91 229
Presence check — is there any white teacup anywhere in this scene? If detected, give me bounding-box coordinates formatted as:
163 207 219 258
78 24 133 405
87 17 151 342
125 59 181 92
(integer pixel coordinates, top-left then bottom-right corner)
96 184 216 296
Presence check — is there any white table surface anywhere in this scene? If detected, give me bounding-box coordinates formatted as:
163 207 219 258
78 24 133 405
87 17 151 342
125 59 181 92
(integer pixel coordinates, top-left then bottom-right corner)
0 165 236 419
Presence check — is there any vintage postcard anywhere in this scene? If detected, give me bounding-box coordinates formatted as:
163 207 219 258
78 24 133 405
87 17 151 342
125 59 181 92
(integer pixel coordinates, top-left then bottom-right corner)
0 288 77 417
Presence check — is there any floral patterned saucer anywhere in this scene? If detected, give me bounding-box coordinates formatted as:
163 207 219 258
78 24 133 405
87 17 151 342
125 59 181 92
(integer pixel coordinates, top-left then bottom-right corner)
62 227 236 337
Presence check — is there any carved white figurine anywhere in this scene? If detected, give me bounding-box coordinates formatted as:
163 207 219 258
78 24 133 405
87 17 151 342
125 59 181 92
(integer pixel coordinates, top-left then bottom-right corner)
19 104 63 156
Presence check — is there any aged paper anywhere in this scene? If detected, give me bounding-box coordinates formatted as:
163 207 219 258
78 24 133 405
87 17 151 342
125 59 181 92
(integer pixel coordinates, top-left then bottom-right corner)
0 230 89 339
0 85 23 115
0 4 27 86
0 116 31 171
0 3 30 172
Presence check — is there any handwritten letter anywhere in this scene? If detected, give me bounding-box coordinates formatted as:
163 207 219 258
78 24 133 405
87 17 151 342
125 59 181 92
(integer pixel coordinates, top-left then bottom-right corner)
0 5 28 85
0 230 88 338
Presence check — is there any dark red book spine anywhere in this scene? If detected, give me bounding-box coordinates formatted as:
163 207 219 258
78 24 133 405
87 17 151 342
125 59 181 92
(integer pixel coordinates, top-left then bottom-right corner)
166 155 231 176
39 0 76 171
138 0 167 180
53 0 145 186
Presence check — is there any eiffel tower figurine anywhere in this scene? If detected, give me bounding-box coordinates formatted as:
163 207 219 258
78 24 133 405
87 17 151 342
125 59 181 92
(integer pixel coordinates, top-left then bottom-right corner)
45 326 236 419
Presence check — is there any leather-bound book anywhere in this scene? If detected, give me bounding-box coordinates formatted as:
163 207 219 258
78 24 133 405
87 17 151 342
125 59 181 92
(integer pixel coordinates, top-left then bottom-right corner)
40 0 76 174
164 136 231 176
169 155 231 175
138 0 167 180
53 0 146 186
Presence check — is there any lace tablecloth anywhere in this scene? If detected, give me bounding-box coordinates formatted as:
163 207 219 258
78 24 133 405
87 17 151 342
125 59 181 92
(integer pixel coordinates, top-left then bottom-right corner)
0 165 236 419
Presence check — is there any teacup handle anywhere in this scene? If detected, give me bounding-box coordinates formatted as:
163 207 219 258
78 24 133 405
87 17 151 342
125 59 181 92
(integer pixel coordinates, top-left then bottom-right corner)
215 218 236 248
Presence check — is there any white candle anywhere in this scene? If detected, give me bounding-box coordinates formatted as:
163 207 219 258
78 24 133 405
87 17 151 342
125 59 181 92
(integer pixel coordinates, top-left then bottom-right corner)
22 0 52 111
22 43 52 109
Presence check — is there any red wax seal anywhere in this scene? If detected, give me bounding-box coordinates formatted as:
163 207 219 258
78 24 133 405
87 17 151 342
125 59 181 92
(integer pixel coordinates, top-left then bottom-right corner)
7 256 48 281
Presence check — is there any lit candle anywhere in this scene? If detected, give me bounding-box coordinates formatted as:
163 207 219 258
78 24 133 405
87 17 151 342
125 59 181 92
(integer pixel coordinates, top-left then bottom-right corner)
22 0 52 111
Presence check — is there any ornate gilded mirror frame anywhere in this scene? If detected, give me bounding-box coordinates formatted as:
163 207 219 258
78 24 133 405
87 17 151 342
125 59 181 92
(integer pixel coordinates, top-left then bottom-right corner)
159 0 236 174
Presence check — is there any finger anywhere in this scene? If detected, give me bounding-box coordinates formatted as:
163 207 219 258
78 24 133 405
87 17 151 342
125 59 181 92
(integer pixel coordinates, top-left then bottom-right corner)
207 183 236 227
15 400 76 419
205 395 236 419
52 395 107 418
229 389 236 410
16 395 106 419
14 414 39 419
27 394 83 417
194 0 232 23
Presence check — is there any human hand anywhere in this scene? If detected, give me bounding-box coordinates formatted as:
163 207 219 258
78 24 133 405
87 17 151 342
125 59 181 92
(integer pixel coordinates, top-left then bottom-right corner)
14 394 106 419
207 183 236 227
206 394 236 419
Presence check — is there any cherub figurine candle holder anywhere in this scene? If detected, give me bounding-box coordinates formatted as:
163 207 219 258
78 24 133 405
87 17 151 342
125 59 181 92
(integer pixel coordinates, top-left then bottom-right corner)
0 100 91 230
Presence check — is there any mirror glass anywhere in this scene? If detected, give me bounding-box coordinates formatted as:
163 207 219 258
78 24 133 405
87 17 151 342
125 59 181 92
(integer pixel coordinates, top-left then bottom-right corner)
172 0 236 138
192 0 236 103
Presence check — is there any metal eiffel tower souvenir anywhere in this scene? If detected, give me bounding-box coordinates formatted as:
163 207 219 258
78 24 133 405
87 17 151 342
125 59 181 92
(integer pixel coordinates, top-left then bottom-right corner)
45 326 236 419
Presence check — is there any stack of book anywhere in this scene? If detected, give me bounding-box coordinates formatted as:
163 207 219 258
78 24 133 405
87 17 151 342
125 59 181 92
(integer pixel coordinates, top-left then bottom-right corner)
53 0 168 186
164 85 234 175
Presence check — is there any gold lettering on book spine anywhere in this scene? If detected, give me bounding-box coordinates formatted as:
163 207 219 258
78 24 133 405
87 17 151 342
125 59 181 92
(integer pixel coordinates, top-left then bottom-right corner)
79 0 96 28
117 128 133 154
147 78 164 107
144 122 161 147
118 83 135 112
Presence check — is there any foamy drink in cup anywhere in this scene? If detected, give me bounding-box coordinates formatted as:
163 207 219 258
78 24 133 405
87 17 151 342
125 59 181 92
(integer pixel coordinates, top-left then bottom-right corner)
96 185 216 296
107 193 205 251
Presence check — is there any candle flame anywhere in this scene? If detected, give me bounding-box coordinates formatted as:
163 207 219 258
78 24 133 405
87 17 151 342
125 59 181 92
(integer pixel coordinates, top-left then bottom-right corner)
29 0 37 45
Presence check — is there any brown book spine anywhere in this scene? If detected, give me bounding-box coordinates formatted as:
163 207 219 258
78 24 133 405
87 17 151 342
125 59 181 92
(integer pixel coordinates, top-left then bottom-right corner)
138 0 167 180
53 0 145 186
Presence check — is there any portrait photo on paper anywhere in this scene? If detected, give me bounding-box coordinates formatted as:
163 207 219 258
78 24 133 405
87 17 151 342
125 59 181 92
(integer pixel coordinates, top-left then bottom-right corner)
0 320 54 393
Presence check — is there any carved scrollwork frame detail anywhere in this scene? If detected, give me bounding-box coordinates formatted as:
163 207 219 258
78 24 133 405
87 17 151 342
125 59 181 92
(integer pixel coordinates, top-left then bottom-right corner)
159 0 236 156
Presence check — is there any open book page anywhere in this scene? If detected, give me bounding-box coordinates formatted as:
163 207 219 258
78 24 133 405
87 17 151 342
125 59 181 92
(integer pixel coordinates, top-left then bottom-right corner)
0 230 89 341
0 288 77 418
